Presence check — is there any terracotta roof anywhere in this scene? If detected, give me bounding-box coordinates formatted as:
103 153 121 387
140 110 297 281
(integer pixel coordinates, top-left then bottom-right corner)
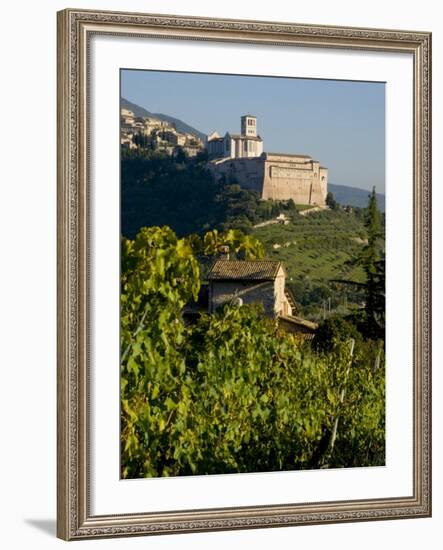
207 260 283 281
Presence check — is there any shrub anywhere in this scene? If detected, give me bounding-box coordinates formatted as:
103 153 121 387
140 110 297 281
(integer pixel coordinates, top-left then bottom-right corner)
313 316 361 352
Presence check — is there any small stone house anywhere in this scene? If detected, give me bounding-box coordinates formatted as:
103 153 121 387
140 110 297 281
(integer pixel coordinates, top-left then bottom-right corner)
206 259 317 337
207 259 293 317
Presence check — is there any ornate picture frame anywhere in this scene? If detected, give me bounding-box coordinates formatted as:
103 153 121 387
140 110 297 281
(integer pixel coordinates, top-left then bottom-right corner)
57 8 431 540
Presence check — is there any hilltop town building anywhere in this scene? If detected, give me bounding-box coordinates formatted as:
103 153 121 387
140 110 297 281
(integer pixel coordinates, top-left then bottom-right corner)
120 107 204 157
207 115 328 206
207 115 264 159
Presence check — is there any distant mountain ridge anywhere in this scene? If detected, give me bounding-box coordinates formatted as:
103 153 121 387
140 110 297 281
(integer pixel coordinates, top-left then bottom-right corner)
121 98 206 142
329 183 385 212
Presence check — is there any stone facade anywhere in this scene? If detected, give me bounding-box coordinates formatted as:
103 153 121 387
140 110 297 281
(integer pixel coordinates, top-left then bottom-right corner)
207 115 328 206
209 280 277 316
207 115 264 160
207 260 292 317
208 153 328 205
183 259 318 338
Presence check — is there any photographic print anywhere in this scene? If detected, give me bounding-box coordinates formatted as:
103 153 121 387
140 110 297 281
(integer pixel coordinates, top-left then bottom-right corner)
120 69 386 479
57 9 431 539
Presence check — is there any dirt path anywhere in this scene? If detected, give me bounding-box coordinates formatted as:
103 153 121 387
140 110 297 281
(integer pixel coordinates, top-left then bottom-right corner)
299 206 330 216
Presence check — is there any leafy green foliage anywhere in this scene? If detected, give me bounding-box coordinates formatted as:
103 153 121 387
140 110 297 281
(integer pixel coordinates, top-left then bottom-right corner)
329 187 385 338
253 208 369 317
191 228 264 260
120 227 200 477
313 316 362 352
213 183 296 234
331 339 385 467
121 151 385 324
121 226 385 478
121 149 299 238
361 188 385 338
121 150 219 238
326 191 339 210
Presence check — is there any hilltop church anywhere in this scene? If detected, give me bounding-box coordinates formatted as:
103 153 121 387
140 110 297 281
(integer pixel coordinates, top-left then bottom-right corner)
207 115 328 206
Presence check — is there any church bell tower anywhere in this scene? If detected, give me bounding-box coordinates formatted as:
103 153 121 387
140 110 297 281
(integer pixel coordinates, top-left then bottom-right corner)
241 115 257 138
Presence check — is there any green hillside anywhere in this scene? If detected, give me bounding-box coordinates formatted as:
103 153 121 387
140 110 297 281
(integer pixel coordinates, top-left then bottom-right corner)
120 150 385 321
252 209 375 320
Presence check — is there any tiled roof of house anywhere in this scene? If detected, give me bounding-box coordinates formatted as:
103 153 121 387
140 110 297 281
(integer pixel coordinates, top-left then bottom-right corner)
207 260 283 281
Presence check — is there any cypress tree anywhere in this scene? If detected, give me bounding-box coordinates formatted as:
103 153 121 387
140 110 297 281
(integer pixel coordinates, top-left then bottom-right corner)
362 187 384 338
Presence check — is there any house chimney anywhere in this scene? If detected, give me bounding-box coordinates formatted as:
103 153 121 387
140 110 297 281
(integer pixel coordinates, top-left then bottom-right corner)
219 245 230 260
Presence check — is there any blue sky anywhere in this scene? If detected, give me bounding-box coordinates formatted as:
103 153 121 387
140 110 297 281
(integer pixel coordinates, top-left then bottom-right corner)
121 69 385 193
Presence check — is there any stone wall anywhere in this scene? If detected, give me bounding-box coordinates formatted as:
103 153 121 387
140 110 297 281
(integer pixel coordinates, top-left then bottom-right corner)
208 266 291 317
208 153 327 206
274 271 292 316
208 157 265 193
209 280 277 316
